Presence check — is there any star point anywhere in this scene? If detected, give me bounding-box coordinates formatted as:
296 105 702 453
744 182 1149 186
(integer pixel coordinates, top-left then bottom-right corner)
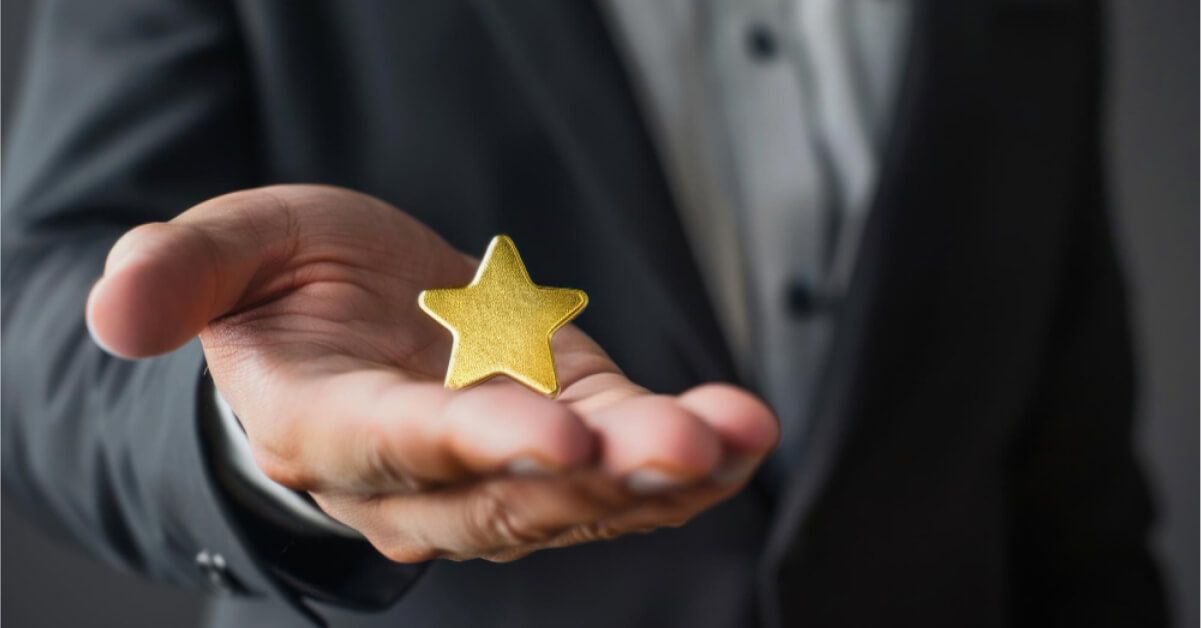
418 235 588 397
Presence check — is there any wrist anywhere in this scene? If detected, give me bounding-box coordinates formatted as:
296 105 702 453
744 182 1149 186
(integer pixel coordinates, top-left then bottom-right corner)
206 373 357 537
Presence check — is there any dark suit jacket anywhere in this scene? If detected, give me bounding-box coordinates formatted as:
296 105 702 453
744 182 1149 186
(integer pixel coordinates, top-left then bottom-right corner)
2 1 1167 626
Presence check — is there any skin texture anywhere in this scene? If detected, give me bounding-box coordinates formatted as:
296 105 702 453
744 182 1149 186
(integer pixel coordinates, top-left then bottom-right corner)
86 185 779 563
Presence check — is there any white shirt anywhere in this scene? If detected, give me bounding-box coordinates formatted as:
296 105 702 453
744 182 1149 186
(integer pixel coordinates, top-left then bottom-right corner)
219 0 911 525
603 0 910 473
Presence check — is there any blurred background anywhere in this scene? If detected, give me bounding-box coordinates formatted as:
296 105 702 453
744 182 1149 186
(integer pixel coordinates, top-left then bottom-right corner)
2 1 1196 626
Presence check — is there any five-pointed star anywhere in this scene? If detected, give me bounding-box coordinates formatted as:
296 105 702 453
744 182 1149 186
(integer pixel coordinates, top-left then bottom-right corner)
418 235 588 397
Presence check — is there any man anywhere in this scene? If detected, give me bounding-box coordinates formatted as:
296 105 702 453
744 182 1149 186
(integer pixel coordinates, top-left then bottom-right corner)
2 1 1166 627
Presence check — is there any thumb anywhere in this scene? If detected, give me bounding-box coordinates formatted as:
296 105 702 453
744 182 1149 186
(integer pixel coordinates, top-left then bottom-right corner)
86 191 292 358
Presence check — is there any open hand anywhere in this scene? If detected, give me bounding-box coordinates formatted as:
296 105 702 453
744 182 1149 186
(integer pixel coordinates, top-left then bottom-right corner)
86 184 778 562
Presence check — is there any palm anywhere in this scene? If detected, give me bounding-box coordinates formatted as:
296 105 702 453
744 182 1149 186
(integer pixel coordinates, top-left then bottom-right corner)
194 188 633 429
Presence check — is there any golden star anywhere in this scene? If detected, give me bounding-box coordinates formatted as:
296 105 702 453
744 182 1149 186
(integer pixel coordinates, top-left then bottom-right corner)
418 235 588 397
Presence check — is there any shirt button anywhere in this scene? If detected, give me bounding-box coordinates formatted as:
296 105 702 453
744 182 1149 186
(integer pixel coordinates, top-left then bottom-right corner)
195 549 234 595
785 279 817 318
746 23 778 61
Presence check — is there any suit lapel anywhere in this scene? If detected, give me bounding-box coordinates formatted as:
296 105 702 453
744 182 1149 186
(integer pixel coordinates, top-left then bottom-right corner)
759 0 993 621
467 0 737 382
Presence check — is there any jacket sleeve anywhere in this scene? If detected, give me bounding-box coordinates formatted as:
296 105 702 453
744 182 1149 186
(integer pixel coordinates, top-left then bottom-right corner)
1007 6 1168 625
1 0 419 619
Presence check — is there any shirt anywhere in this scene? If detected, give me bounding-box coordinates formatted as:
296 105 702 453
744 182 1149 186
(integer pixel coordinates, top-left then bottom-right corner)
603 0 910 474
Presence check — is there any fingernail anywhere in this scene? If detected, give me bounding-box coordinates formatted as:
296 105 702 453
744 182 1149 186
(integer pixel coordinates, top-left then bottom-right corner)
626 468 687 495
507 456 551 477
104 231 147 275
711 457 758 486
85 281 118 357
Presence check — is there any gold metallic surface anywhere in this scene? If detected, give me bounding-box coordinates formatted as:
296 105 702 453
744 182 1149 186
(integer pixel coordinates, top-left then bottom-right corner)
418 235 588 397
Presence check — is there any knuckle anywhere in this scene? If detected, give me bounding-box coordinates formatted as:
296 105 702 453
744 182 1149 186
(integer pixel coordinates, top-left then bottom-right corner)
573 521 624 544
469 486 546 548
362 423 422 491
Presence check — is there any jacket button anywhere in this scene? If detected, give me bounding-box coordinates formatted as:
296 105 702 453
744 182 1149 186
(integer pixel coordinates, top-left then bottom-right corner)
195 550 234 595
785 279 817 318
746 23 778 61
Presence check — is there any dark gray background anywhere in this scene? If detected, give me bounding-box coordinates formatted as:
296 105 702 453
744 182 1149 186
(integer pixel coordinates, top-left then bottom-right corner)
2 1 1196 626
